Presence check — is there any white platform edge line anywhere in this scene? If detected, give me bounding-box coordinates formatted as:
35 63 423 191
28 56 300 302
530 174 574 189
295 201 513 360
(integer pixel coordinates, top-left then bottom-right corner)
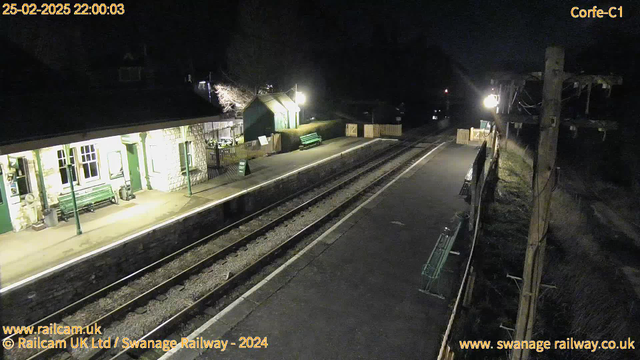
159 140 448 359
0 139 381 294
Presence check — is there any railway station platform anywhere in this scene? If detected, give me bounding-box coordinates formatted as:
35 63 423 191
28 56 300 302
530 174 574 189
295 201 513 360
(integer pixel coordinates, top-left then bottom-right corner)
0 137 389 289
166 142 478 360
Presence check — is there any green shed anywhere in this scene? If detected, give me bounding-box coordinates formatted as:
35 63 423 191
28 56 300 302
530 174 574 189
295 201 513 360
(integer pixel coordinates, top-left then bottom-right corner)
242 93 300 141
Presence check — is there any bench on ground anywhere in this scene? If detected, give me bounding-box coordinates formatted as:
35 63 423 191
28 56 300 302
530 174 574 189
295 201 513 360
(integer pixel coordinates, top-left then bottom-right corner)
57 183 119 221
299 132 322 150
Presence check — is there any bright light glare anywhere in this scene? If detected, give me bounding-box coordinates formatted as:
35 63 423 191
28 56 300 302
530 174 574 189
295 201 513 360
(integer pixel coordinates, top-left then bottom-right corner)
295 91 306 105
483 94 499 108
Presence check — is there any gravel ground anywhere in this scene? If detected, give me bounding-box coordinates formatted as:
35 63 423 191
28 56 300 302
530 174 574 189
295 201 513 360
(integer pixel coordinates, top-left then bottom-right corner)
6 135 443 360
71 144 427 359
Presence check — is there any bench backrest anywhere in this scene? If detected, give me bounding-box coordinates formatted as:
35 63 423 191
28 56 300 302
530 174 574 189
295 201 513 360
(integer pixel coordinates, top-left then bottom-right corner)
300 132 321 143
58 183 114 210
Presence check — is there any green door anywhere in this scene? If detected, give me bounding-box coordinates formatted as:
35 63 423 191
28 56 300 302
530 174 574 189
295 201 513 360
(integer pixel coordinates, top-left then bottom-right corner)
0 168 13 234
126 144 143 193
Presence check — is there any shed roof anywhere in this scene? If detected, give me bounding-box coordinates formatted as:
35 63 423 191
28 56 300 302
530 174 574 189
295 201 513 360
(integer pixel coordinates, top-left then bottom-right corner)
248 93 299 114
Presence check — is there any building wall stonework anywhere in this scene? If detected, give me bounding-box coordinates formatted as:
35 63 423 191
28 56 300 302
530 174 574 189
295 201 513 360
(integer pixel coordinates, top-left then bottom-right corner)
2 136 133 232
1 124 208 232
146 124 207 192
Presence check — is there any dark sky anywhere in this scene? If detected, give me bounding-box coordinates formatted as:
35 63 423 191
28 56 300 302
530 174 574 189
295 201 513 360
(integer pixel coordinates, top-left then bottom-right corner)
311 0 639 72
2 0 639 83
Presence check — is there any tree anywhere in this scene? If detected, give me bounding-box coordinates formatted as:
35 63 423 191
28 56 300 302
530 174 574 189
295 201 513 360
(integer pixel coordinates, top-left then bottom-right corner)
225 0 304 91
214 83 254 113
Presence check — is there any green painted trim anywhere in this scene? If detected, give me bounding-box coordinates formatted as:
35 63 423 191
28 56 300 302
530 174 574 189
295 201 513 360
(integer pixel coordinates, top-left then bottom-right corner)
140 132 152 190
34 149 48 210
184 141 192 196
64 144 82 235
0 166 13 234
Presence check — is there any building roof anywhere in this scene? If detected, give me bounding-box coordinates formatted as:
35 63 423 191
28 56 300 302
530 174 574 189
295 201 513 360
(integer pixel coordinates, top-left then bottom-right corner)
0 87 221 153
247 93 299 114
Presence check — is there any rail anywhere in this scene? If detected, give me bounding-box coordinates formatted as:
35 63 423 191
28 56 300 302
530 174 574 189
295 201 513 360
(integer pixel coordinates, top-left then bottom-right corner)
12 127 449 360
110 134 449 360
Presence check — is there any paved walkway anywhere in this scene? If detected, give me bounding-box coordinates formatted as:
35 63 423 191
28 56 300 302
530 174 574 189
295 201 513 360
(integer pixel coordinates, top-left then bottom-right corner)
0 137 384 288
165 142 479 360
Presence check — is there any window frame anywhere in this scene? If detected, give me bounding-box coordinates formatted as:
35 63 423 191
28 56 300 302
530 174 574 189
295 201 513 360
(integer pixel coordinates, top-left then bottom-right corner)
107 150 124 180
57 148 79 187
13 157 31 197
80 144 100 182
119 67 141 82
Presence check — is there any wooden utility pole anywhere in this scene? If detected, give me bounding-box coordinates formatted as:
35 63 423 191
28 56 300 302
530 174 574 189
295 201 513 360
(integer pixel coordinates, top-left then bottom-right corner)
511 46 564 360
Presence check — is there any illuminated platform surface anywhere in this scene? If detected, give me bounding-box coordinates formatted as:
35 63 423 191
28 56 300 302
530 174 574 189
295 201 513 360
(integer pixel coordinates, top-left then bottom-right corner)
170 143 478 360
0 137 382 288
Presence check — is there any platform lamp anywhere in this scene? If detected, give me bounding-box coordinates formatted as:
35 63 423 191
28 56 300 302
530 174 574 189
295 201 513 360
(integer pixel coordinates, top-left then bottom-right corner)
181 125 192 196
294 84 306 127
286 84 306 127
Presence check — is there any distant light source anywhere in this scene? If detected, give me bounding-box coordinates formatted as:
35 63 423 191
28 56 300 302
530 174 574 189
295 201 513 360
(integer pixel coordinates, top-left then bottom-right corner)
444 89 449 94
483 94 499 109
295 91 306 105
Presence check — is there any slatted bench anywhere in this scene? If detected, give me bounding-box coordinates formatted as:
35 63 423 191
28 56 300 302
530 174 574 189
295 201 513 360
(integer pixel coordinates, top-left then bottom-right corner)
299 132 322 150
57 183 118 221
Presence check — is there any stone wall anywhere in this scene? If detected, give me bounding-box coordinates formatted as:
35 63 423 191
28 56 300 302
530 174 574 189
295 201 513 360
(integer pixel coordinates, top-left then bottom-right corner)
1 125 209 232
1 139 390 326
146 124 207 192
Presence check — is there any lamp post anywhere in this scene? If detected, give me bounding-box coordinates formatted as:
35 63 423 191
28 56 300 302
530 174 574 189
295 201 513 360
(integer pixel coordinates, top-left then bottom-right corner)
181 126 192 196
444 88 450 117
64 144 82 235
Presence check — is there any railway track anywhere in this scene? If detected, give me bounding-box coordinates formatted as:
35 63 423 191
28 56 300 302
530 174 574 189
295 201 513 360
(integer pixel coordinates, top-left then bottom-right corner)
5 127 450 360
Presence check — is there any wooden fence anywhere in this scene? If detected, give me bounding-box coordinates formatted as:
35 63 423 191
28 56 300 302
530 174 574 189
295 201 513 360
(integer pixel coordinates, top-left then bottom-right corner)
438 127 500 360
379 124 402 136
205 135 280 178
362 124 402 138
364 124 381 138
456 129 470 145
345 123 358 137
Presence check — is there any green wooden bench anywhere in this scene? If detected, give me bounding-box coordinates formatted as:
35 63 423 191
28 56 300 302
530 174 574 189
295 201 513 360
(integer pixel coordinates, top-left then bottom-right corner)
299 132 322 150
58 183 118 221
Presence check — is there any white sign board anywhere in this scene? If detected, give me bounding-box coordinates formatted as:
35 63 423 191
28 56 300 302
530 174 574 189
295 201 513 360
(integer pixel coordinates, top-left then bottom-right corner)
258 135 269 146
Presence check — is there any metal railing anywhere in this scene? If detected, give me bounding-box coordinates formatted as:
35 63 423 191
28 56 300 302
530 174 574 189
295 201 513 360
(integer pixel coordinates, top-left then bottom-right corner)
437 127 500 360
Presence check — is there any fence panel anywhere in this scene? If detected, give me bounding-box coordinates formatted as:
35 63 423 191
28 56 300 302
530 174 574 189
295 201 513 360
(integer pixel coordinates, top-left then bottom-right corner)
379 124 402 136
345 123 358 137
364 124 381 138
205 135 279 177
456 129 470 145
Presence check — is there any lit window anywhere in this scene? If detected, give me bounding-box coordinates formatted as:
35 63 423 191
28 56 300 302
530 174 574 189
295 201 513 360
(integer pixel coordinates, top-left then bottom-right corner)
119 67 141 82
57 149 78 185
179 142 193 172
80 144 100 180
107 151 124 179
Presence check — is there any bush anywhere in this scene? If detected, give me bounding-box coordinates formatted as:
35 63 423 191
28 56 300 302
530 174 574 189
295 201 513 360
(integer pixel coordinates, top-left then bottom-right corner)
278 119 345 152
